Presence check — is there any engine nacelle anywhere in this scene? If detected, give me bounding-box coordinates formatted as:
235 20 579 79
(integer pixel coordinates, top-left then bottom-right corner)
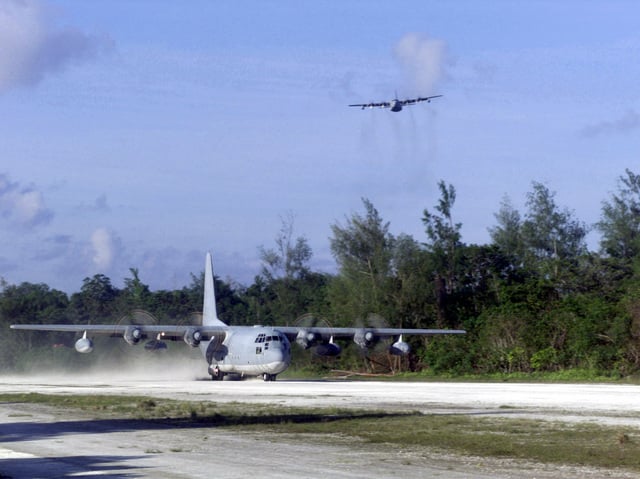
315 342 342 357
389 340 410 356
123 326 143 346
74 337 94 353
296 330 321 349
354 329 378 349
183 328 202 347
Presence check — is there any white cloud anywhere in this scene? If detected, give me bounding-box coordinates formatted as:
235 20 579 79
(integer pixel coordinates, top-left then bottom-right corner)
0 173 53 228
14 189 45 223
393 33 449 94
90 227 116 270
0 0 110 92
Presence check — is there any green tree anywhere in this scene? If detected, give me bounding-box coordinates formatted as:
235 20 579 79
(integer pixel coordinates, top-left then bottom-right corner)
122 268 151 309
329 198 395 323
422 180 463 326
161 271 247 325
422 181 462 291
597 169 640 262
253 213 323 325
455 244 517 316
489 195 523 262
259 212 312 282
389 234 436 329
521 182 588 280
69 274 119 323
0 282 69 370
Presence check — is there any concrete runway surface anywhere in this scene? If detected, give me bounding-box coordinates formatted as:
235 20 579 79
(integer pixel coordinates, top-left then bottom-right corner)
1 374 640 478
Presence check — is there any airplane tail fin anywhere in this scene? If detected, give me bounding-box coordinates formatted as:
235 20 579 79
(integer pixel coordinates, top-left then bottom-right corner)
203 252 227 327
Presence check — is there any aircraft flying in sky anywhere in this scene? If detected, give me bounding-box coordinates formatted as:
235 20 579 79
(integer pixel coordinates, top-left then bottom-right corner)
11 252 465 381
349 94 442 112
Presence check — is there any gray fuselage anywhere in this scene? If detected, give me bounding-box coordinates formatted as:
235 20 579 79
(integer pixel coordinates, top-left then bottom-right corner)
199 327 292 378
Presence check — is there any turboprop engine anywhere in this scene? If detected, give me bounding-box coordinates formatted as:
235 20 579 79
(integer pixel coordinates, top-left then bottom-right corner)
354 329 379 349
296 330 341 356
123 326 143 345
74 335 93 353
183 328 202 347
295 330 321 349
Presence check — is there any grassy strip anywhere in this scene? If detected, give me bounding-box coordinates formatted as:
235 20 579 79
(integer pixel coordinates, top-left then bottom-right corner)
288 368 640 383
262 414 640 470
0 393 391 424
2 393 640 471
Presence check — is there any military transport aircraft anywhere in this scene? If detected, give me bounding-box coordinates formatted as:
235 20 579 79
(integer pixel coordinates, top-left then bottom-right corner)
349 94 442 112
11 253 465 381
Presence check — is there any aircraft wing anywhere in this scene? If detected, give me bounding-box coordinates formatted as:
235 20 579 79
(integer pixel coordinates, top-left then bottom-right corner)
11 323 464 338
275 326 464 353
275 326 465 339
401 94 443 106
11 323 464 352
10 323 229 341
348 102 391 109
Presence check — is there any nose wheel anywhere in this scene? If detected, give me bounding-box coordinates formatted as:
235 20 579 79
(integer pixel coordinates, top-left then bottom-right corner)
208 365 224 381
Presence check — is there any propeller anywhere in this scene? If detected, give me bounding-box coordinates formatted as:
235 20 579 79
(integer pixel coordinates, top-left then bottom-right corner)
293 313 333 349
113 309 163 352
354 314 393 372
354 313 389 349
178 312 204 347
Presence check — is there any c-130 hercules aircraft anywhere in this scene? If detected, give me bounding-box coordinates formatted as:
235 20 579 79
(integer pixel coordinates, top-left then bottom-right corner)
349 94 442 112
12 253 465 381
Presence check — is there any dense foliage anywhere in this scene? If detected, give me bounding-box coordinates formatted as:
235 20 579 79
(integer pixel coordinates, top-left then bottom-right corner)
3 170 640 377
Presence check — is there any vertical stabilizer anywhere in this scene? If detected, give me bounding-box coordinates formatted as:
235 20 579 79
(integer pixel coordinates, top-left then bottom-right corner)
203 252 226 326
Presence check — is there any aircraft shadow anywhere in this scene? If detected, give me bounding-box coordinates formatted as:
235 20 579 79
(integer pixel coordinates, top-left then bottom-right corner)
0 410 417 477
1 411 415 443
0 454 147 479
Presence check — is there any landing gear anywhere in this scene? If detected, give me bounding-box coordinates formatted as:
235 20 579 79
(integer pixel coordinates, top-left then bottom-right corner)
209 365 224 381
262 373 276 382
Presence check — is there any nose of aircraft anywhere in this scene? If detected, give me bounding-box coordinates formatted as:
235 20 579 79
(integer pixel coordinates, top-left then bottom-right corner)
267 344 291 368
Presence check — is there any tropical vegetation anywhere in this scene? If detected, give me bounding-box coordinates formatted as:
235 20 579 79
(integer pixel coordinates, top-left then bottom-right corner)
3 169 640 378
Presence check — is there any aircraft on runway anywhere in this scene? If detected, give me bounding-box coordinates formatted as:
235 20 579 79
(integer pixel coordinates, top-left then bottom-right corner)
349 94 442 112
11 253 465 381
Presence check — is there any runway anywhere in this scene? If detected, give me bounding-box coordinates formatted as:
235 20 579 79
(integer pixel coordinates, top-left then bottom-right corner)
1 374 640 478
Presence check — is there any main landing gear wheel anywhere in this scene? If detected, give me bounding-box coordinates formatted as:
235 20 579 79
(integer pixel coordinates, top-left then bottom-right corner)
262 373 276 382
209 365 224 381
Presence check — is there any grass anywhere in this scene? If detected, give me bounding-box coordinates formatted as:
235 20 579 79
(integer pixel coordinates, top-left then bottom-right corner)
2 393 640 471
273 415 640 470
281 365 640 383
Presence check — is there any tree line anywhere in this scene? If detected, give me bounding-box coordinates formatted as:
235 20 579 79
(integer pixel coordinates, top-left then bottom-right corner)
2 169 640 377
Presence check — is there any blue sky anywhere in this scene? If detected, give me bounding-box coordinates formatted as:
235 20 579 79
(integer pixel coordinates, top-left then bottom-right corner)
2 1 640 292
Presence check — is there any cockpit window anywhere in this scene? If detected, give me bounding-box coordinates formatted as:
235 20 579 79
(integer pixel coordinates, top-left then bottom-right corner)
256 333 283 343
